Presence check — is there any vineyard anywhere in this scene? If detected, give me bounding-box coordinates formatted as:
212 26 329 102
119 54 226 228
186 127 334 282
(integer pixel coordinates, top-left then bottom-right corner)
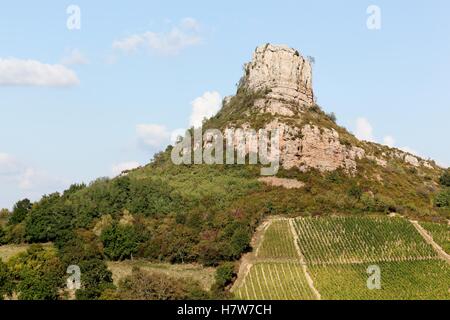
310 260 450 300
419 221 450 254
234 262 316 300
234 216 450 300
256 220 298 259
292 216 437 264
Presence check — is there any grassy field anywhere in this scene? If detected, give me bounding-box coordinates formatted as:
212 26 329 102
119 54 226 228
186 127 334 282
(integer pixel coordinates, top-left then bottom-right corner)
234 216 450 300
256 220 298 259
107 260 216 291
234 262 316 300
419 221 450 255
0 244 32 262
0 243 53 262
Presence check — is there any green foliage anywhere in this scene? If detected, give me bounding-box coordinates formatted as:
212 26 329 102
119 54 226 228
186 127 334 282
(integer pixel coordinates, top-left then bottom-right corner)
75 259 114 300
117 268 209 300
101 224 139 261
0 260 13 299
348 184 363 200
229 226 251 259
8 199 32 225
0 226 5 245
214 262 235 288
439 169 450 187
8 244 65 300
435 189 450 208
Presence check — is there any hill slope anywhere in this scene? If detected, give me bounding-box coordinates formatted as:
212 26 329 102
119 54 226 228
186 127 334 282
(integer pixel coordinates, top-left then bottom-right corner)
1 44 449 300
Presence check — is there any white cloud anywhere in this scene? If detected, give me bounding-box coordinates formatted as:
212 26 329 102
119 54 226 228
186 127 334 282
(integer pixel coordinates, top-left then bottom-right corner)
0 153 21 175
113 18 202 56
61 49 89 66
136 124 171 148
355 117 374 142
0 152 66 190
0 58 79 86
189 91 222 128
111 161 140 177
383 135 395 147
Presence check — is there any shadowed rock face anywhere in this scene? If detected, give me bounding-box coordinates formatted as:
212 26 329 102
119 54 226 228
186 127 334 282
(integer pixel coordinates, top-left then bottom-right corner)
242 44 314 107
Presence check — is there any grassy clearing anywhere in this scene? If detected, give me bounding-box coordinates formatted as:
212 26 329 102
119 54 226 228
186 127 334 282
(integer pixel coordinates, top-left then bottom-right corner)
107 260 216 291
293 216 436 264
234 262 316 300
0 243 53 262
256 220 298 259
419 221 450 254
309 260 450 300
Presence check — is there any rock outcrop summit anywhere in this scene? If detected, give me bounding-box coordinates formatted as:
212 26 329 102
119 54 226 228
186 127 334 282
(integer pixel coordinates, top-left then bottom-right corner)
215 44 436 174
241 44 314 107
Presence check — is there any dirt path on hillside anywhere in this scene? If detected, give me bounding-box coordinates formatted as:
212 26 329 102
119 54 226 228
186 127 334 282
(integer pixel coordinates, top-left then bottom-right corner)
231 219 272 293
410 220 450 265
288 219 322 300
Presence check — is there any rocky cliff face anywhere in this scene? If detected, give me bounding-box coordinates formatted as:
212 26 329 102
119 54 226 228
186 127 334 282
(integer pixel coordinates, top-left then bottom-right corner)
216 44 437 175
242 44 314 108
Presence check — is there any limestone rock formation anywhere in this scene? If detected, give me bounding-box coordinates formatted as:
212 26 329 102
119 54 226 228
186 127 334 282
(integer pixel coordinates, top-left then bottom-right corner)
214 44 439 175
242 44 314 107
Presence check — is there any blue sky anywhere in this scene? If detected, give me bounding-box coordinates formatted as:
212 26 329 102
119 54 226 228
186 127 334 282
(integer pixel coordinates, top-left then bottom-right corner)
1 0 449 209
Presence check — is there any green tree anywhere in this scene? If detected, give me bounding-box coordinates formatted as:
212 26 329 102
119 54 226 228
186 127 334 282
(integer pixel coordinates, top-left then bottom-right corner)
101 224 138 261
8 199 32 225
75 259 114 300
230 227 251 259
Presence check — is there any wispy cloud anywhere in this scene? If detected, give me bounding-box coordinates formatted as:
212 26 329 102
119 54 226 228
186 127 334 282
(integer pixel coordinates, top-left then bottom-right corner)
61 49 89 66
0 58 79 86
136 124 172 148
113 18 203 56
355 117 374 142
0 152 67 191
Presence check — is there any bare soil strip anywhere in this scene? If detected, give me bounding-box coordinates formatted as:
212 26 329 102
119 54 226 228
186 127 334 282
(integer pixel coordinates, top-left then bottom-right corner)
410 220 450 265
231 219 271 293
288 219 322 300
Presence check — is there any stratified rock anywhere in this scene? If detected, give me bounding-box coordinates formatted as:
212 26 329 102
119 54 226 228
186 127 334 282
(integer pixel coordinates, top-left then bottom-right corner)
242 44 314 107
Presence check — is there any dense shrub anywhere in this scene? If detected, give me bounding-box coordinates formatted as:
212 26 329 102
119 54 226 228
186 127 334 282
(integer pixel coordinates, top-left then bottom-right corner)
8 245 65 300
0 226 5 245
117 268 208 300
0 260 13 300
435 189 450 208
214 262 236 288
75 259 114 300
439 169 450 187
